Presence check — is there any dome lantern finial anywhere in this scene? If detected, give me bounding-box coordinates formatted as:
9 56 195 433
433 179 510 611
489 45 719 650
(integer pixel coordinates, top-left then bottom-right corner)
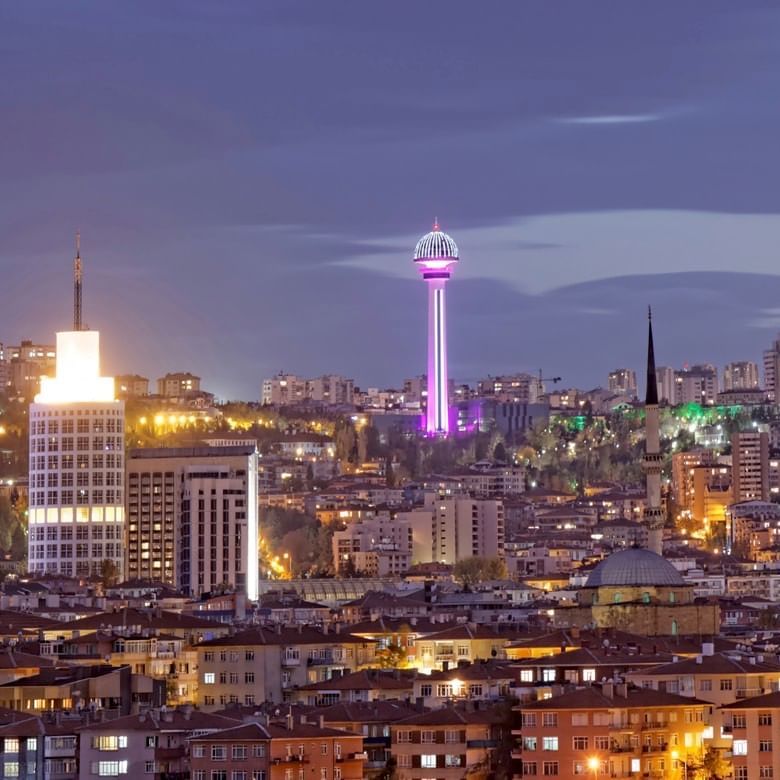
433 216 439 231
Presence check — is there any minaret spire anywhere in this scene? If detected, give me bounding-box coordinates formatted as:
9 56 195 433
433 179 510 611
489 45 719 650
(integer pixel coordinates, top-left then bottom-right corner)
73 231 82 331
642 305 664 555
645 306 658 405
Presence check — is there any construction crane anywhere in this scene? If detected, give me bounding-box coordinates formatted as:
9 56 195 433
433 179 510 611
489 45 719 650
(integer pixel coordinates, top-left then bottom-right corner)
538 369 562 391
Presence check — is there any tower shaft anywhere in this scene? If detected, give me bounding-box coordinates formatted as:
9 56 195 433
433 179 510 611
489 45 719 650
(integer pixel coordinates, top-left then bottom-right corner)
426 278 449 434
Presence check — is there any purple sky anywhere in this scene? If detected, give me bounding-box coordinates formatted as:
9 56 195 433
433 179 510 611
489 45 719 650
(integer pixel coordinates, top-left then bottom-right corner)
3 2 780 399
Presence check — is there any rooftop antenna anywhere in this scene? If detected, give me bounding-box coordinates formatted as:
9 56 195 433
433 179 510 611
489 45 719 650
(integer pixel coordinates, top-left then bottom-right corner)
73 232 82 331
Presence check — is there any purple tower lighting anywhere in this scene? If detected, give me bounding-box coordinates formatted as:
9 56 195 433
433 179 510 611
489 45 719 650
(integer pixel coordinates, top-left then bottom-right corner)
414 220 459 435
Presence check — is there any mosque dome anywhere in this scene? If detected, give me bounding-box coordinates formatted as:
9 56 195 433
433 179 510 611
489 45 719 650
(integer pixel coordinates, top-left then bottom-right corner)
585 548 684 588
414 222 459 261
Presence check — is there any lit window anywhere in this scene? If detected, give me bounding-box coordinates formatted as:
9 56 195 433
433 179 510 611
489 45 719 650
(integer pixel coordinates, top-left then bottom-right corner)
733 740 748 756
204 673 215 684
542 737 559 751
421 755 436 768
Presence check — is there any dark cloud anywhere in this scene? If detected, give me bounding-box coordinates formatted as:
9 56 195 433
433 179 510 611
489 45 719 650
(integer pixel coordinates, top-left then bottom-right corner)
2 2 780 396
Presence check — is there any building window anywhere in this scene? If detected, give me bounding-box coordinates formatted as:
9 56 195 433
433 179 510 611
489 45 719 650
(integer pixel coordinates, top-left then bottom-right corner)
212 746 227 760
582 669 596 682
421 731 435 743
594 736 609 750
700 679 712 691
760 713 773 726
760 768 773 778
733 740 748 756
397 731 411 743
420 684 432 696
543 762 559 776
542 737 558 752
523 763 538 776
760 740 773 752
573 737 588 751
421 755 436 768
571 713 588 726
735 771 748 780
4 739 19 754
204 673 215 684
720 679 733 691
445 754 461 767
542 713 557 727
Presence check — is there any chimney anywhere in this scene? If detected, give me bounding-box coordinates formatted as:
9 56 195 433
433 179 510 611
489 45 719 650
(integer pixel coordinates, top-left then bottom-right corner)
602 682 614 699
696 656 703 665
286 711 294 730
319 715 325 729
702 642 715 657
615 683 627 698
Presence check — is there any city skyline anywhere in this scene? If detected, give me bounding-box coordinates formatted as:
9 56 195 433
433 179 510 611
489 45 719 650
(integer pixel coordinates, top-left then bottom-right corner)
4 4 780 397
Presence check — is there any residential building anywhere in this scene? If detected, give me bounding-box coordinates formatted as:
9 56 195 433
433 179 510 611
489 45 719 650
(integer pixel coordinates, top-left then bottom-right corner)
514 683 712 780
194 627 377 709
655 366 675 405
732 430 770 503
189 719 366 780
608 368 638 398
28 330 125 579
261 373 354 406
723 690 780 780
126 446 259 599
332 517 413 577
114 374 149 398
4 340 56 399
390 707 505 780
402 495 504 565
764 334 780 402
674 364 718 406
476 374 541 404
723 361 760 391
78 708 240 780
156 372 200 398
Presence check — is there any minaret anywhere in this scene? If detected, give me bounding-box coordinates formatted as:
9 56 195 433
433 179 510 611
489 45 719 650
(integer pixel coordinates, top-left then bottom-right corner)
73 232 83 331
413 220 459 435
643 307 664 555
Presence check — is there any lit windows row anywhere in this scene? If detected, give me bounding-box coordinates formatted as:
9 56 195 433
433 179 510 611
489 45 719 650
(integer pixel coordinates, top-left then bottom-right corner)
29 489 123 506
30 418 123 435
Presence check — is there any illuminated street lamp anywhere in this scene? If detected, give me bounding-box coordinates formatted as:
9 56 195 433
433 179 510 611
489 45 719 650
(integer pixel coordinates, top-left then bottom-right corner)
587 756 599 780
283 552 290 578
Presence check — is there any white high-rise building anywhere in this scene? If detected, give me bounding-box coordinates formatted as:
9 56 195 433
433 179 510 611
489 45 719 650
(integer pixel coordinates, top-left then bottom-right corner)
126 445 259 600
28 330 125 578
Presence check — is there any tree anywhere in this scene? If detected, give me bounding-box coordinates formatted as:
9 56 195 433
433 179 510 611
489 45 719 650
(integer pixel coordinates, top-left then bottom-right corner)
374 643 407 669
453 556 508 588
493 441 507 463
100 559 119 587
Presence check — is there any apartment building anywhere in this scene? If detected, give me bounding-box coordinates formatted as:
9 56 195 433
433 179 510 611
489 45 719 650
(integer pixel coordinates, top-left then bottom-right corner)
402 495 504 564
723 690 780 780
332 517 413 577
126 445 259 599
78 708 240 780
732 430 770 503
390 707 505 780
156 372 200 398
190 719 365 780
513 683 712 780
194 627 377 709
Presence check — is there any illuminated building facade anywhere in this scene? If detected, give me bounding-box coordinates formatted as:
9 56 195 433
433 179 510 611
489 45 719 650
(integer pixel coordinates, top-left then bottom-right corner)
28 330 125 577
607 367 637 398
414 221 459 435
126 446 259 600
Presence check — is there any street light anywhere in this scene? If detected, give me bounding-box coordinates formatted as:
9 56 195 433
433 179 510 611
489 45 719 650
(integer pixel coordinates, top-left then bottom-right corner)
587 756 599 780
671 750 688 780
283 552 290 578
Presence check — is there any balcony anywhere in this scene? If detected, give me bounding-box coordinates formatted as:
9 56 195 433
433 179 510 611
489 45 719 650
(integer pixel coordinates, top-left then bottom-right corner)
273 755 309 765
640 721 667 730
282 656 301 666
641 743 668 754
736 688 765 699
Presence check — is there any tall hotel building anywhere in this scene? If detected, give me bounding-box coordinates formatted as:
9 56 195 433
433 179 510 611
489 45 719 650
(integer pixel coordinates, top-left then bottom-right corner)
126 446 259 600
28 330 125 577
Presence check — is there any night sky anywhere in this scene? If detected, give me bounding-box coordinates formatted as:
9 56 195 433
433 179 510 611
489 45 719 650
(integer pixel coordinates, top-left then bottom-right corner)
3 2 780 399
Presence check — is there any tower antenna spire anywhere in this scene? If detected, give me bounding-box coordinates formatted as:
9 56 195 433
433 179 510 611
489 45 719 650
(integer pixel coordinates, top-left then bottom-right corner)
73 231 82 331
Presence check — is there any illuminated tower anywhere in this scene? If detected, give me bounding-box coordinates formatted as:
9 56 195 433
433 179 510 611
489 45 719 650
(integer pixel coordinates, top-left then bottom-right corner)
414 221 459 435
28 241 125 579
643 308 664 556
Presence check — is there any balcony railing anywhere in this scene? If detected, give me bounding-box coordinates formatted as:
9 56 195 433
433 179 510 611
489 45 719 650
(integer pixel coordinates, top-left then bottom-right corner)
641 743 668 753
